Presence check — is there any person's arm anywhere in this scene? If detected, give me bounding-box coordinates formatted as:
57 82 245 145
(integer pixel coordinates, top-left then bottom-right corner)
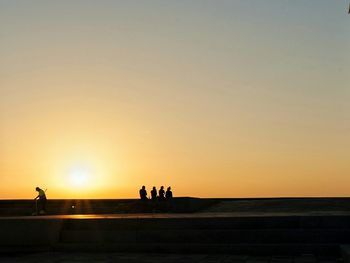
34 195 39 200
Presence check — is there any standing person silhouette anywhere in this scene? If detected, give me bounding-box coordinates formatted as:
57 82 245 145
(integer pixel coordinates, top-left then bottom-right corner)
139 185 148 201
158 186 165 200
34 187 47 214
151 186 157 201
166 186 173 199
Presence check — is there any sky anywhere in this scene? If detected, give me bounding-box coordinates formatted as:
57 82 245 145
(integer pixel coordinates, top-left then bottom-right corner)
0 0 349 199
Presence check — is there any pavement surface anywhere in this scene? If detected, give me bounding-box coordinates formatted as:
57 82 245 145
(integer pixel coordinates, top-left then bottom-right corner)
1 211 350 220
0 252 340 263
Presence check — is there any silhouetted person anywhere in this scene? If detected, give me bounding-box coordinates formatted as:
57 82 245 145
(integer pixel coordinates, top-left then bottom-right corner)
34 187 47 214
166 186 173 199
151 186 157 201
139 185 148 201
158 186 165 200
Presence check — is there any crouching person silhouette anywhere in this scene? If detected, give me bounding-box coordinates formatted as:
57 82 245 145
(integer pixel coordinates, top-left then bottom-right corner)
34 187 47 215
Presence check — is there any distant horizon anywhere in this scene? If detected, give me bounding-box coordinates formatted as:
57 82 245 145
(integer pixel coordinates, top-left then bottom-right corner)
1 1 349 199
3 195 350 201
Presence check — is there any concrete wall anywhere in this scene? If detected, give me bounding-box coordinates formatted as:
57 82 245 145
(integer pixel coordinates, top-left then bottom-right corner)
1 215 349 255
2 197 350 216
0 198 218 216
0 219 63 253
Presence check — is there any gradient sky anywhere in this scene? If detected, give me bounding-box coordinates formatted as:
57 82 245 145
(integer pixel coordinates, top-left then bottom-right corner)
0 1 349 199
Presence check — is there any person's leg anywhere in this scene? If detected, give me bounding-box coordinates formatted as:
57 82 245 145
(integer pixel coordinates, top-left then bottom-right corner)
41 198 47 212
34 199 38 215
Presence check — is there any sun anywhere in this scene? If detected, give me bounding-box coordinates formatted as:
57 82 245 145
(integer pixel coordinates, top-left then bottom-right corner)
69 167 90 187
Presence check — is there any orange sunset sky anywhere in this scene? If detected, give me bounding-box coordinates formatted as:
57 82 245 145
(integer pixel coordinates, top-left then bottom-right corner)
0 1 349 199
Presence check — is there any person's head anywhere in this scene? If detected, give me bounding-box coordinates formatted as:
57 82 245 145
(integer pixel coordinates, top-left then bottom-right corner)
35 187 40 192
160 186 164 190
142 185 145 190
167 187 171 191
153 186 156 190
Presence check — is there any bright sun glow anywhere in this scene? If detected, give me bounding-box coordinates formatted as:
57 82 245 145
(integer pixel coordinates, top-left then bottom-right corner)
69 167 90 187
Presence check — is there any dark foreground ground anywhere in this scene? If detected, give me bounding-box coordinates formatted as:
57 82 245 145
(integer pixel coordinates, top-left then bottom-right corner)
1 198 350 263
0 252 340 263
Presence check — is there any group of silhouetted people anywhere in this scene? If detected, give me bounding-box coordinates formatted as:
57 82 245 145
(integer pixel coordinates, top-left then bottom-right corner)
32 185 174 215
139 185 173 201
